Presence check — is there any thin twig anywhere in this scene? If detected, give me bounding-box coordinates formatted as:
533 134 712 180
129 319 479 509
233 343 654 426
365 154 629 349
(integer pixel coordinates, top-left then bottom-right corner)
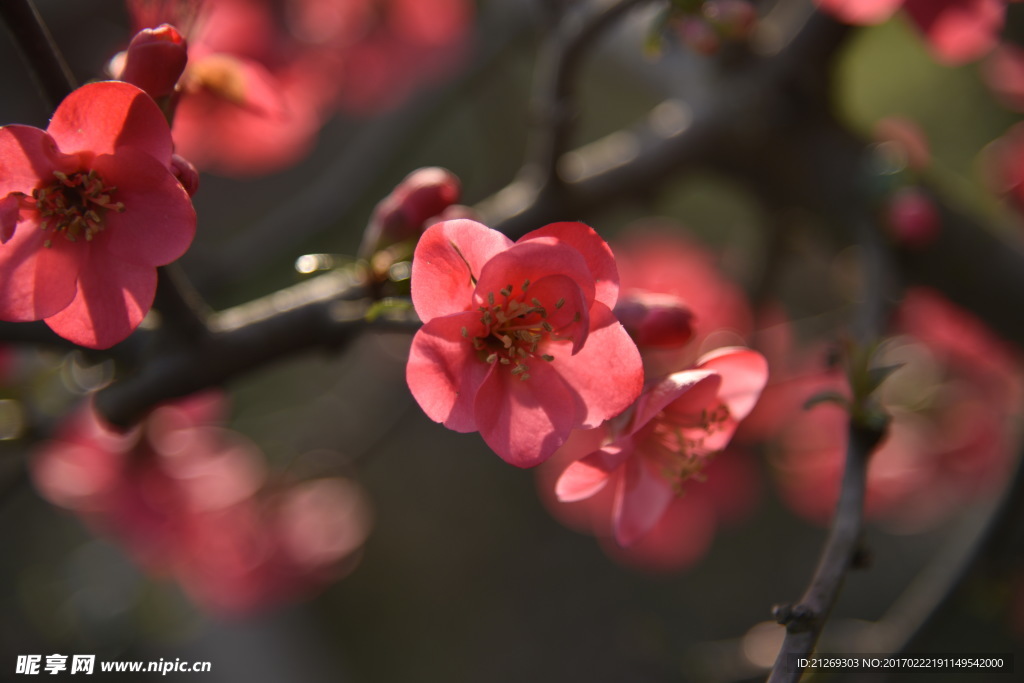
153 265 213 341
767 422 882 683
523 0 657 191
0 0 76 110
94 268 419 427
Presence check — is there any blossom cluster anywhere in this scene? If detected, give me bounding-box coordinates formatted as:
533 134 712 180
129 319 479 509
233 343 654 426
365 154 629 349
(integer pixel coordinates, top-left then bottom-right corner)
119 0 474 176
31 393 370 615
404 218 769 566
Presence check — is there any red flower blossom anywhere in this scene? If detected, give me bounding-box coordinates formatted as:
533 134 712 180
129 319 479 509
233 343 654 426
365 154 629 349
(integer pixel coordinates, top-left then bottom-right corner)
31 395 371 615
0 81 196 348
816 0 1007 65
406 219 644 467
554 347 768 546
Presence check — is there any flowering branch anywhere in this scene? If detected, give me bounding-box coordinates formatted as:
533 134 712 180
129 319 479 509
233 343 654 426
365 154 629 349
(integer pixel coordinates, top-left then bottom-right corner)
94 268 419 427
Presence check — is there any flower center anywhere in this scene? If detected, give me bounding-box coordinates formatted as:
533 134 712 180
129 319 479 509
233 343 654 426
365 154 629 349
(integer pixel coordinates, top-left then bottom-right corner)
32 170 125 247
647 403 731 490
461 279 581 381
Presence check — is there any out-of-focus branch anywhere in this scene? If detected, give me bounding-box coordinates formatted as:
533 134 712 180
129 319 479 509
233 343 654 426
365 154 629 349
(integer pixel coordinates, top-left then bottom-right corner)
523 0 658 192
0 0 75 110
476 9 1024 349
94 269 419 427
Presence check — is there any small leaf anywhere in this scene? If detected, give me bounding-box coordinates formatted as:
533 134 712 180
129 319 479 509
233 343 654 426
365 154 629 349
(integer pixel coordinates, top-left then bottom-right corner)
364 298 413 323
867 362 904 393
803 390 851 412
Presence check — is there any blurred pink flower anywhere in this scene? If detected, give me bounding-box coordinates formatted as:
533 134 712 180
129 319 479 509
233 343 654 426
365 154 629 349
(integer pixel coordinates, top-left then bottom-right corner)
983 43 1024 111
358 166 464 258
32 394 371 615
771 288 1021 531
554 347 768 546
124 0 474 176
816 0 1007 65
406 219 644 467
612 226 755 376
0 81 196 348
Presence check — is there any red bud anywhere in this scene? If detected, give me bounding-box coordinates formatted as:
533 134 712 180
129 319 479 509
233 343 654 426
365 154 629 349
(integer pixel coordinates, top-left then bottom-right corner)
119 24 189 101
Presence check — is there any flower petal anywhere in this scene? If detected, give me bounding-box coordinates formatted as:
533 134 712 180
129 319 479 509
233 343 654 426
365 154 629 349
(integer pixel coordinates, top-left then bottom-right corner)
814 0 903 25
91 149 197 267
555 443 628 502
406 311 489 432
47 81 174 163
0 195 21 243
524 273 590 353
545 302 644 429
695 347 769 421
520 221 620 309
903 0 1004 65
0 219 84 321
411 219 513 321
612 455 676 546
630 369 721 435
474 360 581 468
43 246 156 349
0 125 76 197
475 240 595 311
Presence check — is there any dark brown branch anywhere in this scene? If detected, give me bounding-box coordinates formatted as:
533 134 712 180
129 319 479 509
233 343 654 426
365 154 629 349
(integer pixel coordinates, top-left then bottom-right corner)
768 422 882 683
0 0 76 110
153 265 213 341
94 270 419 427
524 0 657 191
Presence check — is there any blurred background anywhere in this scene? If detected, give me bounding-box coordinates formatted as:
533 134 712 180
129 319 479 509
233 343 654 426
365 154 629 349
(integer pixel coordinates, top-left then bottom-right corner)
1 0 1024 681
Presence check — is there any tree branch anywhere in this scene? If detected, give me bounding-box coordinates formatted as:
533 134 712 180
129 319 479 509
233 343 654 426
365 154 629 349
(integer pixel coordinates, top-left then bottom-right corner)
0 0 75 110
523 0 657 192
94 269 418 427
768 421 882 682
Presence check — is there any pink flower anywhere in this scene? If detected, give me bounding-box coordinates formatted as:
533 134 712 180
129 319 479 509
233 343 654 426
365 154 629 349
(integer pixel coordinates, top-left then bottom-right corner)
612 226 755 377
124 0 475 175
538 435 761 572
770 289 1021 531
406 219 644 467
31 395 371 615
554 347 768 545
815 0 1007 65
0 81 196 348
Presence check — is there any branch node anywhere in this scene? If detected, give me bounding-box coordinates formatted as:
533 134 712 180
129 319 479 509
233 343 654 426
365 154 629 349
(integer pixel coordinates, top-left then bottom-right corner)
772 603 818 632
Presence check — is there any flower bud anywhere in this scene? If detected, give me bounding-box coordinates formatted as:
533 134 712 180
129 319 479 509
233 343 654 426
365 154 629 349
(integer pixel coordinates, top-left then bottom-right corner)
676 16 720 56
359 167 462 257
615 292 695 349
118 24 189 101
884 186 939 249
703 0 757 41
170 153 200 197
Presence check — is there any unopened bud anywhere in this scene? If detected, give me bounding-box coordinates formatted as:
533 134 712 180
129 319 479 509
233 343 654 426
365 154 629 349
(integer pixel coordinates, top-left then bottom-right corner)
615 292 695 349
702 0 757 41
676 17 720 56
884 186 939 248
360 167 462 257
170 154 200 197
118 24 188 101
